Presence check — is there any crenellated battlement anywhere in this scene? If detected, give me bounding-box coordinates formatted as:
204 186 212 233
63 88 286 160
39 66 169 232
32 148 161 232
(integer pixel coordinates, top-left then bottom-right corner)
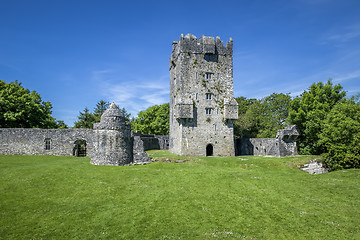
171 33 233 56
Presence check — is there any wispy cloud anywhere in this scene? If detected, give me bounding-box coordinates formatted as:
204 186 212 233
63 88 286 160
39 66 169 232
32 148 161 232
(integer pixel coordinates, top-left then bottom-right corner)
332 70 360 84
321 24 360 45
92 70 169 117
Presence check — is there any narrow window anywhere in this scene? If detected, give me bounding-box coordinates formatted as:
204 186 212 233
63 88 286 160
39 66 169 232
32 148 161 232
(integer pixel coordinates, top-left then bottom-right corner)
214 124 217 131
196 93 198 99
205 72 212 79
206 108 212 115
206 93 212 100
44 138 51 150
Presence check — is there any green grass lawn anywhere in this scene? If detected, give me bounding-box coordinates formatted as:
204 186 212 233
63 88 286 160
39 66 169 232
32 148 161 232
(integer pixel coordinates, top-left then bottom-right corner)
0 152 359 239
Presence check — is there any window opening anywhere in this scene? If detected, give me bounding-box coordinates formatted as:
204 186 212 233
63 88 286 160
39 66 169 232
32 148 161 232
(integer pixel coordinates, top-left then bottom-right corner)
44 138 51 150
206 108 212 115
205 72 212 79
206 93 212 100
204 53 218 62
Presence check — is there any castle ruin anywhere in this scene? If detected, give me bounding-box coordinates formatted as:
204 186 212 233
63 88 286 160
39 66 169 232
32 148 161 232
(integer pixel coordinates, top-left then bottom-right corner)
0 103 153 165
169 34 238 156
0 33 299 163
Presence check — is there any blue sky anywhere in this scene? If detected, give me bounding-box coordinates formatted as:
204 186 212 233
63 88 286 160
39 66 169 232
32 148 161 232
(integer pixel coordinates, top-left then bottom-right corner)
1 0 360 126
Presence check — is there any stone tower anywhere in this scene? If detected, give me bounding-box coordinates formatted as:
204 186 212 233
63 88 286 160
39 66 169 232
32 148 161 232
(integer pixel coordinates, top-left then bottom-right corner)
169 34 238 156
91 102 133 165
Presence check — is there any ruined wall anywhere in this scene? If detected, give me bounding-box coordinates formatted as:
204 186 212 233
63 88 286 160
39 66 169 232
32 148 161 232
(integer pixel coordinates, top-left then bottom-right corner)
236 125 299 157
133 132 169 151
0 103 151 166
169 34 238 156
132 135 151 163
238 138 278 156
0 128 93 156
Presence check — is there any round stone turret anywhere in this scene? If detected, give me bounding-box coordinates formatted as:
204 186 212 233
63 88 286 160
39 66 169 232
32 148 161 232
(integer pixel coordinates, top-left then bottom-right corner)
92 102 133 166
93 102 126 130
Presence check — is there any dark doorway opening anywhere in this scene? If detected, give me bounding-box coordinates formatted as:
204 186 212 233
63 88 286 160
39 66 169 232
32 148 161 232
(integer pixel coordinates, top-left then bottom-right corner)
73 139 87 157
206 144 213 156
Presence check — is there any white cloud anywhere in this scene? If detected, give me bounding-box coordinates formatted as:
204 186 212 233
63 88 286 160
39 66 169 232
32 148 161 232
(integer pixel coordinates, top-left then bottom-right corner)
92 70 169 117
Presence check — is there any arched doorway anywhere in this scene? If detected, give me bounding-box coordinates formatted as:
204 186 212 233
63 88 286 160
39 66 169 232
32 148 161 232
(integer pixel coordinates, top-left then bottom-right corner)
206 144 213 156
73 139 87 157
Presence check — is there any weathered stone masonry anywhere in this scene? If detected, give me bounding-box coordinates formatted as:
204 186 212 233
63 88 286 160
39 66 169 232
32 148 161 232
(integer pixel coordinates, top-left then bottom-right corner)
169 34 238 157
0 103 150 165
0 128 93 156
236 125 299 157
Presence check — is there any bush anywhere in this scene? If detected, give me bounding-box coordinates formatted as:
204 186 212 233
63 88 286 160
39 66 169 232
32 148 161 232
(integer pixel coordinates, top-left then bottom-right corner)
320 100 360 170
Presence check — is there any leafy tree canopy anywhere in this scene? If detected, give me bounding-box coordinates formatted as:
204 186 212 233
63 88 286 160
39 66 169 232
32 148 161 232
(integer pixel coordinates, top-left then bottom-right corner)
132 103 169 135
288 79 346 155
0 80 62 128
319 100 360 170
234 93 291 138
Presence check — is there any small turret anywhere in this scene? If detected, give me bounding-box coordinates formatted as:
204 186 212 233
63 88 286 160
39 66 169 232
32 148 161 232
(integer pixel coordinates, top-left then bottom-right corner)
91 102 132 166
93 102 127 130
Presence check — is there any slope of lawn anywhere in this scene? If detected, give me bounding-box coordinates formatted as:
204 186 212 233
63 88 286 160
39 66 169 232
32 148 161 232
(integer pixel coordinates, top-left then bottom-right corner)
0 152 359 239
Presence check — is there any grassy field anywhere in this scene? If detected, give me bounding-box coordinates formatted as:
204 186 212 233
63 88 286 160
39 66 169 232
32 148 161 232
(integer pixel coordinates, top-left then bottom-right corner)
0 152 359 239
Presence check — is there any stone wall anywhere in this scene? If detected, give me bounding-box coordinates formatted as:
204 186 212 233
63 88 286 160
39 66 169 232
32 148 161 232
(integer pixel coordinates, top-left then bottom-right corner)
238 138 278 156
0 103 151 166
132 135 151 164
133 132 169 151
0 128 93 156
236 125 299 157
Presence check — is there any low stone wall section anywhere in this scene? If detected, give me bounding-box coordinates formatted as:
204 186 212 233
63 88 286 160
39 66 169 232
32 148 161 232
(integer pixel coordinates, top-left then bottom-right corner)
132 132 169 151
133 136 151 163
0 128 94 156
237 138 278 156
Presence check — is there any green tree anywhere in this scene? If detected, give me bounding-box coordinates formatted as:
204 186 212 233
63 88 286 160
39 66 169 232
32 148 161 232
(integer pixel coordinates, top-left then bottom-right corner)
288 79 346 155
319 100 360 170
234 97 260 138
132 103 169 135
257 93 291 138
0 80 58 128
93 100 110 123
119 107 132 124
234 93 291 138
56 120 68 129
74 107 96 129
74 101 131 128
